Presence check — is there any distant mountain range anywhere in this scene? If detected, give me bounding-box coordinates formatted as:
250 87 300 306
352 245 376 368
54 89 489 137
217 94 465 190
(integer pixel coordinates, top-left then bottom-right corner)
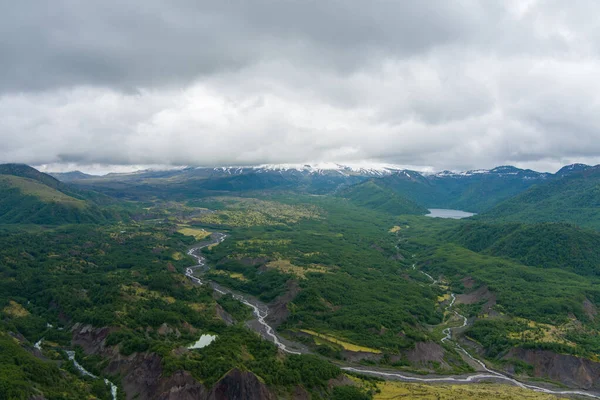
48 162 599 212
18 161 600 229
50 162 595 182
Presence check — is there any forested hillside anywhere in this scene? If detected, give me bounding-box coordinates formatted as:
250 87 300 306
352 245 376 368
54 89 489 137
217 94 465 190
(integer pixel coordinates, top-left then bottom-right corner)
377 166 551 212
0 164 126 224
449 222 600 276
337 180 428 215
2 163 600 398
478 166 600 229
0 223 355 399
200 196 446 353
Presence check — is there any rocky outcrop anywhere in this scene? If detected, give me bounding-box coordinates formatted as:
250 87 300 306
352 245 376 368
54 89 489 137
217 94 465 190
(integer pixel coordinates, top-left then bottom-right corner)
208 368 275 400
156 371 207 400
456 282 497 316
583 298 597 322
157 323 181 337
327 375 354 389
71 324 278 400
405 341 450 370
71 323 113 354
290 385 310 400
215 304 235 326
505 348 600 390
115 352 164 399
72 323 170 399
266 280 301 327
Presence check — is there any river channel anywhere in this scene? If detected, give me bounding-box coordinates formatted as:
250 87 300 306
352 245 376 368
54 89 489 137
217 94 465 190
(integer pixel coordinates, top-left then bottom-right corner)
186 232 599 399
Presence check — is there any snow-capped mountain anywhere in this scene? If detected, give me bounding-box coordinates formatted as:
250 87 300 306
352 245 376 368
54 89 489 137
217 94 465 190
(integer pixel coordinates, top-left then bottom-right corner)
210 162 409 177
555 163 592 176
432 166 552 179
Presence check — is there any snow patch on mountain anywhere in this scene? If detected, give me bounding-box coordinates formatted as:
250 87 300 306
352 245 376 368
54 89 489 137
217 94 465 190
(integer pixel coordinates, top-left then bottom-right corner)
255 162 406 175
209 162 417 176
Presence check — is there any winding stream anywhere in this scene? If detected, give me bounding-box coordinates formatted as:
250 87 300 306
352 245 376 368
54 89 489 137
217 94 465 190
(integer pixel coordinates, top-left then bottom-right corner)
185 234 305 355
186 233 599 399
33 339 117 398
66 350 118 400
344 271 600 399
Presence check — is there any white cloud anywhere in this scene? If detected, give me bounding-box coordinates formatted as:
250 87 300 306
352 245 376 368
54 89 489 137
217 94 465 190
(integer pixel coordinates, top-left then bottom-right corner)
2 0 600 172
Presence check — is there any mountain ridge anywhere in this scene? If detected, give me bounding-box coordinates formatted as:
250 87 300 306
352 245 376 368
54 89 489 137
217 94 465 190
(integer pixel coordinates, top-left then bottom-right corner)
51 162 592 180
477 165 600 229
0 164 126 224
48 162 597 212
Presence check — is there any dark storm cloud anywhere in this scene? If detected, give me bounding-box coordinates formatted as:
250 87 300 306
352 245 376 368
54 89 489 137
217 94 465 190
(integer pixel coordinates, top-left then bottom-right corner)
1 0 600 172
0 0 486 92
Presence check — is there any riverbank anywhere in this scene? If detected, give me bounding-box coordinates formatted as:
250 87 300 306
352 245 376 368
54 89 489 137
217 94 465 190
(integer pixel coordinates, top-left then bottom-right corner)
185 232 600 399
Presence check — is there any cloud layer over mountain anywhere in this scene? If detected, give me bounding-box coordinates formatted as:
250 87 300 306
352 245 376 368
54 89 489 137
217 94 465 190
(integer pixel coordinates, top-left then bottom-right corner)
2 0 600 172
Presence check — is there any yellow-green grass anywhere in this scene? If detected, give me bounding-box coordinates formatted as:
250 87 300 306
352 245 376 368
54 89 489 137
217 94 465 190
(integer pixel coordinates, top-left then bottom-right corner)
507 318 576 347
194 197 322 227
389 225 402 233
437 293 451 303
211 270 248 281
375 381 564 399
197 210 275 227
177 225 212 240
0 175 84 206
121 284 176 304
299 329 381 353
266 259 329 279
3 300 29 317
236 239 292 248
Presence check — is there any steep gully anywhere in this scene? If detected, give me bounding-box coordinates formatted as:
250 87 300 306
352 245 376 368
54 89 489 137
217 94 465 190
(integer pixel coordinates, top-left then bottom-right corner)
187 234 599 399
66 351 118 400
35 332 119 398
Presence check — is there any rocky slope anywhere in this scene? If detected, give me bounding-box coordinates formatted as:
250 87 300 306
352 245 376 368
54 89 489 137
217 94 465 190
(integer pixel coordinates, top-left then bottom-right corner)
71 323 278 400
504 348 600 390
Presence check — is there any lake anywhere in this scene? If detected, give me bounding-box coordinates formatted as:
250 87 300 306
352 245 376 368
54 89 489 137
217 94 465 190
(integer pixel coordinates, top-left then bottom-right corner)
426 209 476 219
188 334 218 349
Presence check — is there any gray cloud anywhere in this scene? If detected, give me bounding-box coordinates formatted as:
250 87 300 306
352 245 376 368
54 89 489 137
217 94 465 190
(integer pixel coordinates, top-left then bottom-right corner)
2 0 600 172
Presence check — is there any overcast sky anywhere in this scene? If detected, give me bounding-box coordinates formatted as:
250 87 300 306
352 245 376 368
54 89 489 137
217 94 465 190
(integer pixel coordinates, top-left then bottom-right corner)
2 0 600 173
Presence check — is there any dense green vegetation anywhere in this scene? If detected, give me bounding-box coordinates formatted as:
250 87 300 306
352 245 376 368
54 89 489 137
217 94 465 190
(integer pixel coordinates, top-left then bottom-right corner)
164 326 340 388
3 163 600 398
217 293 253 322
0 222 353 398
0 165 127 224
202 195 443 353
0 331 112 400
424 244 600 327
478 166 600 229
337 180 428 215
377 166 550 212
449 222 600 276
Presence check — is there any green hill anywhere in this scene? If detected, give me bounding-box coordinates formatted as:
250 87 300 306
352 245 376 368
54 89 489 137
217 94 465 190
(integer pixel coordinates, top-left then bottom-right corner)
337 180 428 215
377 167 550 213
450 222 600 277
477 166 600 229
0 163 63 189
0 164 125 224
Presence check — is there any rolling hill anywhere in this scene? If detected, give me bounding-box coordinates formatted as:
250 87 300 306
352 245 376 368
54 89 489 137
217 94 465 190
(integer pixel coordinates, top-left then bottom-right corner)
377 166 553 212
0 164 125 224
337 180 428 215
449 222 600 276
477 166 600 230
